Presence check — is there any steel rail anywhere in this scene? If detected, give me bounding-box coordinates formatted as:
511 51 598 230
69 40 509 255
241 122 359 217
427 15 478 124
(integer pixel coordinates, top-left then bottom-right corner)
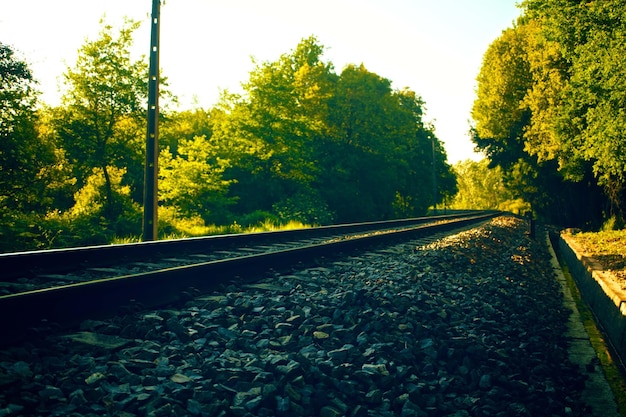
0 211 485 279
0 212 498 346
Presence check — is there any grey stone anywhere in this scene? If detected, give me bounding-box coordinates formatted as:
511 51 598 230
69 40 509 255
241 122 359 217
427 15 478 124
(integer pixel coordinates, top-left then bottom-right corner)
320 405 343 417
68 388 88 406
327 344 354 362
275 396 290 415
361 363 389 376
479 374 492 390
365 389 383 405
39 385 65 402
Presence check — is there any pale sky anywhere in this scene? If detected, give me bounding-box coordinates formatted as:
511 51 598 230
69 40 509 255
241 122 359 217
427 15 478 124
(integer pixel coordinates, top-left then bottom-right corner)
0 0 521 163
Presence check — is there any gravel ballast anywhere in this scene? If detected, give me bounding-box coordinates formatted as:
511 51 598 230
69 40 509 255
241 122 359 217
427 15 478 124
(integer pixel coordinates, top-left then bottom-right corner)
0 216 595 416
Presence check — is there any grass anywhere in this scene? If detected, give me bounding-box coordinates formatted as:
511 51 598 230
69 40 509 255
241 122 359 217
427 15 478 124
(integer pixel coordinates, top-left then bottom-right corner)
565 229 626 280
244 219 308 233
110 219 310 244
570 229 626 258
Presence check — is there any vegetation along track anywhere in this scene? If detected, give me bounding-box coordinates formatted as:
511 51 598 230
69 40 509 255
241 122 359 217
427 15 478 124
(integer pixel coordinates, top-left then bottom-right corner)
0 211 498 346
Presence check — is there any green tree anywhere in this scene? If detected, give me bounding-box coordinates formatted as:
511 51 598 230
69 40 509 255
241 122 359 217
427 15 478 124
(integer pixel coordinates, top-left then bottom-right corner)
450 159 512 210
470 24 545 217
523 0 626 221
472 25 532 169
471 18 605 226
159 107 215 156
0 43 55 212
159 135 235 225
431 131 458 212
321 64 400 221
217 36 338 220
53 19 148 219
0 43 65 252
322 66 454 221
214 37 456 225
392 91 439 216
470 22 559 217
63 166 141 244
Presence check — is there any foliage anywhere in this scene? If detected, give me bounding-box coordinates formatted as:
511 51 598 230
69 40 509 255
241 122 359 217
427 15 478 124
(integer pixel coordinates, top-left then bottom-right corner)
1 45 32 112
213 37 456 224
53 18 148 218
0 211 42 253
600 216 624 233
572 228 626 259
472 26 532 168
523 0 626 187
0 166 143 253
319 66 452 221
1 32 457 252
156 205 307 240
157 205 213 238
449 159 513 210
236 210 279 228
159 107 214 155
272 190 334 225
473 1 626 225
159 134 236 225
66 166 142 241
498 198 531 215
215 36 336 216
448 158 532 214
245 219 308 233
567 227 626 286
471 9 612 226
0 43 56 213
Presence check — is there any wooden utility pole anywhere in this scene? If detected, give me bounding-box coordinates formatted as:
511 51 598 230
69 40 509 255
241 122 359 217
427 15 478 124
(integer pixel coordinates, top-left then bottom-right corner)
431 135 438 215
142 0 161 241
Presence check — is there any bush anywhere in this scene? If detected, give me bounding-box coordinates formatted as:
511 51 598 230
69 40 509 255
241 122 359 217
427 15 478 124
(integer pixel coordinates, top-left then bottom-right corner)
237 210 279 228
272 192 335 225
601 215 624 232
498 198 531 215
158 206 212 238
0 211 47 253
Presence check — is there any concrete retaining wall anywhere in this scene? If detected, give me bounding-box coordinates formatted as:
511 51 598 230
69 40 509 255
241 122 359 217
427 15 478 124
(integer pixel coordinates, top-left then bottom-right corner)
559 234 626 366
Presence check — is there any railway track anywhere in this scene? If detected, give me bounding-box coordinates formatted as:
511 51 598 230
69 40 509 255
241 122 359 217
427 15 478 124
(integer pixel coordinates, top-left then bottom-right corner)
0 211 483 293
1 213 615 417
0 211 498 346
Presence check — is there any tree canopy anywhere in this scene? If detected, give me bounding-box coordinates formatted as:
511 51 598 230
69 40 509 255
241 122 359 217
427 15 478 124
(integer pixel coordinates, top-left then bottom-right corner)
449 159 517 211
54 19 148 220
214 36 455 224
0 42 55 213
472 1 623 227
